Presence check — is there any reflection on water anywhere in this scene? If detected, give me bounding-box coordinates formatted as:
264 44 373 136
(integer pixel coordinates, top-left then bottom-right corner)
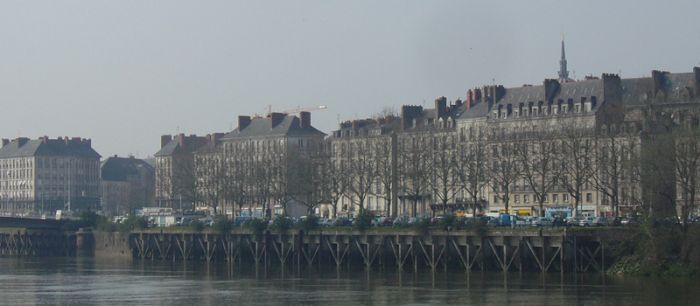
0 257 697 305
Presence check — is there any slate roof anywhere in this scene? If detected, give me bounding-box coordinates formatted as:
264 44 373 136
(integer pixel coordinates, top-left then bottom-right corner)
222 115 325 140
154 136 209 157
457 99 490 120
621 77 653 106
101 156 154 182
0 138 100 159
495 79 602 107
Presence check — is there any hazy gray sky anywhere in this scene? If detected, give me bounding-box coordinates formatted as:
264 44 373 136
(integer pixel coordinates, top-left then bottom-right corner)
1 0 698 158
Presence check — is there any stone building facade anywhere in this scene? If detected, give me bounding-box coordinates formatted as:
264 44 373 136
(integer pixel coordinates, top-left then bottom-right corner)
0 137 101 217
219 112 326 218
101 155 155 217
154 134 209 211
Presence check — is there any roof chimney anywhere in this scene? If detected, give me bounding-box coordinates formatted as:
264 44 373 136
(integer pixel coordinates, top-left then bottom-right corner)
270 112 285 128
652 70 668 96
210 133 224 143
238 116 251 131
160 135 172 148
17 137 29 147
693 67 700 97
434 96 447 118
300 111 311 128
1 139 8 147
466 89 473 110
543 79 561 101
177 133 185 148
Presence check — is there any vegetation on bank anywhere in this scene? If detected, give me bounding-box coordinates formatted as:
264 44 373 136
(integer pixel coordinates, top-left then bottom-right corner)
606 220 700 278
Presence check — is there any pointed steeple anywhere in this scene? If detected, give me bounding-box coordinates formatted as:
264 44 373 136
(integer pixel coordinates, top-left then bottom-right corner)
558 36 570 82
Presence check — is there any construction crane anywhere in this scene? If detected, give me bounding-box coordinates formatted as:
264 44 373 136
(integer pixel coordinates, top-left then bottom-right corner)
280 105 328 114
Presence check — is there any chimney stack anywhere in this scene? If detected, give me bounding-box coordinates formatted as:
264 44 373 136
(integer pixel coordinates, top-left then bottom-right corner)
1 139 8 147
693 67 700 97
210 133 224 143
434 96 447 118
651 70 669 97
270 112 285 128
160 135 172 148
466 89 473 109
177 133 185 148
238 116 251 130
300 111 311 128
543 79 561 101
17 137 30 147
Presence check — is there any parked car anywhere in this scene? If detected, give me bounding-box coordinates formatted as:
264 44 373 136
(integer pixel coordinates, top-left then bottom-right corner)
552 217 567 227
578 216 596 227
379 217 394 226
621 217 639 225
565 217 579 227
532 217 553 227
486 217 500 227
332 217 352 227
513 216 529 226
592 217 608 226
393 216 409 226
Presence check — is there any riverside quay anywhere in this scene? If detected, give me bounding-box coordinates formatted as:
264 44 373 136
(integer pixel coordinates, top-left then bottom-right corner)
121 227 620 275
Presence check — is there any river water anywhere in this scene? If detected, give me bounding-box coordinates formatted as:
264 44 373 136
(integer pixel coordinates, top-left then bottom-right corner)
0 257 697 305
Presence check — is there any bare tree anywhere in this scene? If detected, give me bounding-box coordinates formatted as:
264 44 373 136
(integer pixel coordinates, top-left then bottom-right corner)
194 154 229 215
426 131 460 216
516 131 561 217
171 156 198 212
488 140 522 215
372 135 396 217
398 136 431 217
344 140 377 214
323 141 348 218
673 126 700 229
559 125 596 217
228 161 249 219
249 159 274 219
456 134 489 217
287 149 325 215
592 126 640 217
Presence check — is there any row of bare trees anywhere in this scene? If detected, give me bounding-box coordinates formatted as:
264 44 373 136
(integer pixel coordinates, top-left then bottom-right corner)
184 122 698 225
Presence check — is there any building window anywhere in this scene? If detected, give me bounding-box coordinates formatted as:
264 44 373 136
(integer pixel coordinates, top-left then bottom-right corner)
514 195 520 203
552 194 558 203
586 193 593 202
524 195 529 203
493 195 498 204
563 194 569 202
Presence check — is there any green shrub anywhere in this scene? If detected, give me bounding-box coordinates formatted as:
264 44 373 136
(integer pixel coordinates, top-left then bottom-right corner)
297 215 319 231
245 218 268 238
438 214 456 229
412 218 431 234
270 216 294 233
464 218 487 236
118 215 147 232
353 211 374 231
190 219 205 232
212 215 232 234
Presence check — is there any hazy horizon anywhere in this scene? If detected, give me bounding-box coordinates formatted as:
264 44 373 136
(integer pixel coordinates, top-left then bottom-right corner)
1 0 698 158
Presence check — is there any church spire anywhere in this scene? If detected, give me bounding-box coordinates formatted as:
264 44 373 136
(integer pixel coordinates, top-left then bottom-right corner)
558 36 570 82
